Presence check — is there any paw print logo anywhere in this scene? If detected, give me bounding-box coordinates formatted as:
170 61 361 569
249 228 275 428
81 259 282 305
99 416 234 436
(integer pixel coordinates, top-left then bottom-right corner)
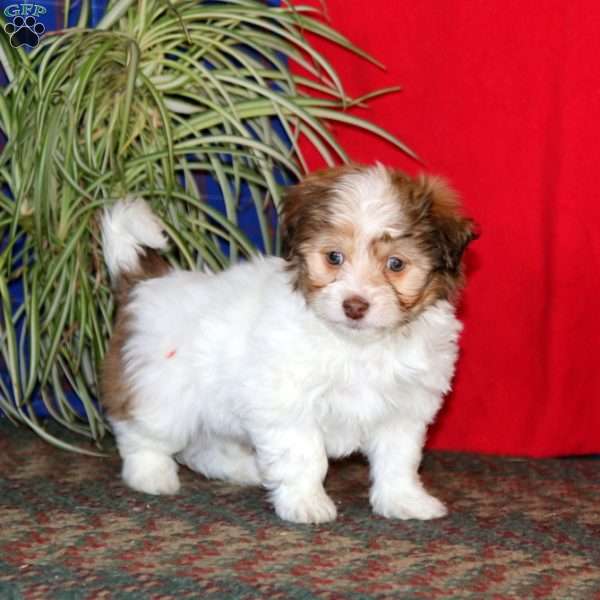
4 16 45 48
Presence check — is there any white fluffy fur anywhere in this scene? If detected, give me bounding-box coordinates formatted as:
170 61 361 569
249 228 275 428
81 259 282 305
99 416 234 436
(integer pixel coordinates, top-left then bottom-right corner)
101 197 168 282
103 193 462 524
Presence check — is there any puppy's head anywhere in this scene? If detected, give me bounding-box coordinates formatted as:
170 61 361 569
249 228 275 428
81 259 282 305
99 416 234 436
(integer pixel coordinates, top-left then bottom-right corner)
281 164 477 331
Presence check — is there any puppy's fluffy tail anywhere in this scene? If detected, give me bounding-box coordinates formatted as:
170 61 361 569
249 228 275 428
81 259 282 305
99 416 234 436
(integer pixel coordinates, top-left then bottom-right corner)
101 198 169 287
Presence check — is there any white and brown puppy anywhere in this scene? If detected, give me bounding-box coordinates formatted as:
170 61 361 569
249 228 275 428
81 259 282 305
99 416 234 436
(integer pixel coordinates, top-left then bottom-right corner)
100 164 476 524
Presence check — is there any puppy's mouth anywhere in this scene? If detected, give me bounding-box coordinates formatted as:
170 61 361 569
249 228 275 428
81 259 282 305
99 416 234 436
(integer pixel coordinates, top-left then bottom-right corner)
337 314 386 333
343 317 369 330
318 312 372 333
340 311 408 333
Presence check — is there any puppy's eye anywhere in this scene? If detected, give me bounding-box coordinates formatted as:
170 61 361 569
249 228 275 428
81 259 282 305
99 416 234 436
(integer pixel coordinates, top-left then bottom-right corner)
327 251 344 266
387 256 405 272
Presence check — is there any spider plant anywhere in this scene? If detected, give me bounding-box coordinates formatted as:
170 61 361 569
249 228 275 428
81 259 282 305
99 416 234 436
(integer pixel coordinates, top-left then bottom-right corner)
0 0 414 454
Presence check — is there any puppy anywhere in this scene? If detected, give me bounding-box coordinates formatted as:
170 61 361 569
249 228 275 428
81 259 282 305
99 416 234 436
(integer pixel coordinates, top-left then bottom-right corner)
100 164 476 524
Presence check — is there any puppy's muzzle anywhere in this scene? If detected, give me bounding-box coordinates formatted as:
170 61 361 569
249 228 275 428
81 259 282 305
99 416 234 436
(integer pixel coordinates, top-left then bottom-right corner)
343 296 370 320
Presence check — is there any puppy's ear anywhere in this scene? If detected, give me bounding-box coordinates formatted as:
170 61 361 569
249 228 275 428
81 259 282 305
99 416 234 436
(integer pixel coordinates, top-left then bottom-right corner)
414 175 478 274
280 178 309 261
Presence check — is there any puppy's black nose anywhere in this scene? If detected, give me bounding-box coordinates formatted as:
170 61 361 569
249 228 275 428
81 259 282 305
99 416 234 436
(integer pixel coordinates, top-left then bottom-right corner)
343 296 370 320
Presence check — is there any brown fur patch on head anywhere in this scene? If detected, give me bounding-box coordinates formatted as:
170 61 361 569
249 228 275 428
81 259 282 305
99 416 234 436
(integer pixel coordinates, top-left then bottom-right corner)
391 172 478 311
100 249 171 420
281 165 365 294
299 223 358 299
369 234 432 311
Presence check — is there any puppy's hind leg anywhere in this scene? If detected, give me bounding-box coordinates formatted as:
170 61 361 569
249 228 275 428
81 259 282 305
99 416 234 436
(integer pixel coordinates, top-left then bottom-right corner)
177 434 261 486
112 420 181 495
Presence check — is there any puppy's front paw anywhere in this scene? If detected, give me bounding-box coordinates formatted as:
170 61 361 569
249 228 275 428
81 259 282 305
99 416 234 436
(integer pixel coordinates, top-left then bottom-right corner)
122 451 181 495
371 487 447 520
273 485 337 524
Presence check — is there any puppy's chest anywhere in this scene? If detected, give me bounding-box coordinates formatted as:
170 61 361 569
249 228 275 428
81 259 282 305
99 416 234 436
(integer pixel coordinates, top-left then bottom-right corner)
316 388 379 459
313 344 442 457
314 362 398 456
319 376 392 422
316 340 431 419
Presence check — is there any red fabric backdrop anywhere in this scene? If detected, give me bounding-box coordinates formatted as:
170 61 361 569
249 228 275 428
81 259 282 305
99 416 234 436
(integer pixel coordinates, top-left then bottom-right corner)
294 1 600 456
